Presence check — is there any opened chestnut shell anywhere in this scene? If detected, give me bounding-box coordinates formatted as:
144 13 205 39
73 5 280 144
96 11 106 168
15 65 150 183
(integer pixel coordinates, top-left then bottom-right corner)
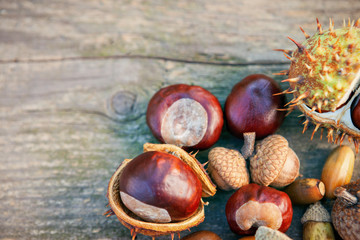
147 84 223 150
106 143 216 238
225 74 286 139
119 151 202 222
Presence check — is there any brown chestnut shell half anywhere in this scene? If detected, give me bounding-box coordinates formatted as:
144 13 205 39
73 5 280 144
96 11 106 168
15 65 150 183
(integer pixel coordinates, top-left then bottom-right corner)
106 143 216 238
146 84 223 150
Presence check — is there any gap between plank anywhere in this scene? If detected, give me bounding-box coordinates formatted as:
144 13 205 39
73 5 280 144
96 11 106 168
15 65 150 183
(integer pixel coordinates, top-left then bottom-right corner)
0 55 289 66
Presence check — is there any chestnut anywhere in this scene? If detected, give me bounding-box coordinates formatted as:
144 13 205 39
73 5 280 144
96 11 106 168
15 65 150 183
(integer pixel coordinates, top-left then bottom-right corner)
351 94 360 129
119 151 202 222
181 230 222 240
225 183 293 235
146 84 223 150
225 74 286 139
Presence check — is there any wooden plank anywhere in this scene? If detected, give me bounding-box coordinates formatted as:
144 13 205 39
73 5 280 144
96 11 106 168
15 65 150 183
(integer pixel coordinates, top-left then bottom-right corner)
1 58 359 239
0 0 360 63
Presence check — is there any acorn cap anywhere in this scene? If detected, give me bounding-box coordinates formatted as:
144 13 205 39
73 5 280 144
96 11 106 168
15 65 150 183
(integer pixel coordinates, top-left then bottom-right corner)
301 201 331 224
332 179 360 240
255 226 293 240
208 147 249 190
250 135 289 186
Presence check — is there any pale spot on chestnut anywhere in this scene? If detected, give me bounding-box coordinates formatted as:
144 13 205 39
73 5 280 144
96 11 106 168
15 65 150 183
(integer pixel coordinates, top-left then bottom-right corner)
161 98 208 147
120 191 171 223
235 200 282 231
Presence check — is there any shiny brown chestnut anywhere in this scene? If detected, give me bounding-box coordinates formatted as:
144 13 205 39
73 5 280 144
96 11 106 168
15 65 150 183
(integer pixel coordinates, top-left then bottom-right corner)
119 151 202 222
225 74 286 139
351 94 360 129
225 184 293 235
181 230 222 240
146 84 223 150
107 143 216 239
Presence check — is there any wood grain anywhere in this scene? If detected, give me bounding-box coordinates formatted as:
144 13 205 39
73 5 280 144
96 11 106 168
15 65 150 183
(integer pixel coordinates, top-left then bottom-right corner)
1 0 360 63
1 0 360 239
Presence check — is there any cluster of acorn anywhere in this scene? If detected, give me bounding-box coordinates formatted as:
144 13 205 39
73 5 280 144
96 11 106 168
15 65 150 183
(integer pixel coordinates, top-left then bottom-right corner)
105 74 359 240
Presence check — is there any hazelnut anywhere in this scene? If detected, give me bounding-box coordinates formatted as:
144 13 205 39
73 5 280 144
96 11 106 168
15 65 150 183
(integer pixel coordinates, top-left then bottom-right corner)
250 134 300 188
208 147 250 191
321 145 355 198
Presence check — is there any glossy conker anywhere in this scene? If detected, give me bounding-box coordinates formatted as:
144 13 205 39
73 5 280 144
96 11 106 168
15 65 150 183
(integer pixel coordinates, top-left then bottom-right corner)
351 94 360 129
119 151 202 223
146 84 223 150
225 74 286 139
225 183 293 235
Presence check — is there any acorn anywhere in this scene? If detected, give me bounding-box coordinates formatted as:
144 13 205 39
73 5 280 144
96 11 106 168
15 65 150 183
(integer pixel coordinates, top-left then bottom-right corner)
284 178 325 205
321 145 355 198
301 202 335 240
208 147 250 191
250 135 300 188
332 179 360 240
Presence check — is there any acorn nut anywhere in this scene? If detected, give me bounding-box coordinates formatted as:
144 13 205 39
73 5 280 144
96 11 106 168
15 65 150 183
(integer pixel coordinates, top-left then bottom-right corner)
208 147 250 191
301 202 335 240
284 178 325 205
321 145 355 198
250 135 300 188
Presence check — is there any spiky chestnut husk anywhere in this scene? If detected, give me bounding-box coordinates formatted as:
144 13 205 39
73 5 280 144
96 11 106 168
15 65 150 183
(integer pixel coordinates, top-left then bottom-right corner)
276 18 360 151
105 143 216 240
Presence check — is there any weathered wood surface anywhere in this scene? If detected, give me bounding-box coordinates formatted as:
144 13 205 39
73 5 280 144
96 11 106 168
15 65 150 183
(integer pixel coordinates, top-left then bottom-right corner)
1 0 360 239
